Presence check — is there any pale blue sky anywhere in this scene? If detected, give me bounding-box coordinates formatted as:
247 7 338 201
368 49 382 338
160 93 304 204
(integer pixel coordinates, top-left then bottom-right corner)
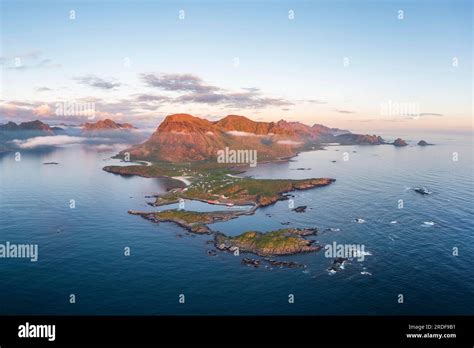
1 0 472 131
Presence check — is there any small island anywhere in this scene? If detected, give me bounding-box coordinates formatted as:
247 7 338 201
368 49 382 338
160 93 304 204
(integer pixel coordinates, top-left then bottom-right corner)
127 209 324 257
128 208 255 234
214 228 321 256
393 138 408 147
417 140 433 146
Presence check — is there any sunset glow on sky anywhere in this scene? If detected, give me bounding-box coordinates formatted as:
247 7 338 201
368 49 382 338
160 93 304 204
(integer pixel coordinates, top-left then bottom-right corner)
1 0 472 133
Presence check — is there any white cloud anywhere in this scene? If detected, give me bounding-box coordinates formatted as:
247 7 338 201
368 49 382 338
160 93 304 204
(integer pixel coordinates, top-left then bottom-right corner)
33 104 52 116
85 143 130 152
277 140 303 145
225 130 257 137
11 135 87 149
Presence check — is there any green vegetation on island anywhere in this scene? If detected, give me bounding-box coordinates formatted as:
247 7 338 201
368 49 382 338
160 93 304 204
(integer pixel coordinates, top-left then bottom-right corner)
128 207 323 257
153 175 335 207
128 208 254 234
105 161 335 207
215 228 321 256
105 159 334 257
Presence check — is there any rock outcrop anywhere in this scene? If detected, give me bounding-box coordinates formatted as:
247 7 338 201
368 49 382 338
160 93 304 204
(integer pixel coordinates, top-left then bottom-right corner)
393 138 408 147
334 133 385 145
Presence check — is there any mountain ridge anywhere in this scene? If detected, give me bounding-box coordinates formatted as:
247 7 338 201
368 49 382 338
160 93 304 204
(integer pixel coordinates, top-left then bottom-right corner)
82 118 135 131
122 113 386 162
0 120 55 133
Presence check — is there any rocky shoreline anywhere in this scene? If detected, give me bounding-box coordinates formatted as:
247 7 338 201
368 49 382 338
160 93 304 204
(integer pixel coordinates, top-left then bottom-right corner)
99 114 351 265
128 208 256 234
241 257 307 269
214 228 321 256
128 209 324 260
121 171 335 262
150 177 336 208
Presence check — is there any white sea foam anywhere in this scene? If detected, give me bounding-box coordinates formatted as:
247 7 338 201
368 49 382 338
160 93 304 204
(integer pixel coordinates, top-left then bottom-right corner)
354 250 372 258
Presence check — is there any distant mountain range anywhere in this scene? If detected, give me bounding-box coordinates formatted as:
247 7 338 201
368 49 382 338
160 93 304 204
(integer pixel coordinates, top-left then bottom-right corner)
0 120 65 139
0 119 140 152
82 119 135 131
0 116 413 155
0 119 136 133
0 120 57 133
123 114 388 162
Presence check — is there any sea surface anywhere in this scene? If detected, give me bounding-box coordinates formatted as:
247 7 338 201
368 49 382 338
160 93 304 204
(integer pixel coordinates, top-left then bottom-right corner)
0 133 473 315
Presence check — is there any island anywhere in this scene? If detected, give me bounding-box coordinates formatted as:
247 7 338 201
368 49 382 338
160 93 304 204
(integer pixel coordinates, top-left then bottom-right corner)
127 209 324 258
151 177 334 207
214 228 321 256
417 140 433 146
393 138 408 147
128 208 255 234
101 114 405 265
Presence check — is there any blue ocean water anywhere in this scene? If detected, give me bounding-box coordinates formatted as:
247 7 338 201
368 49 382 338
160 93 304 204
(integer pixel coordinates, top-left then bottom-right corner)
0 134 473 315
